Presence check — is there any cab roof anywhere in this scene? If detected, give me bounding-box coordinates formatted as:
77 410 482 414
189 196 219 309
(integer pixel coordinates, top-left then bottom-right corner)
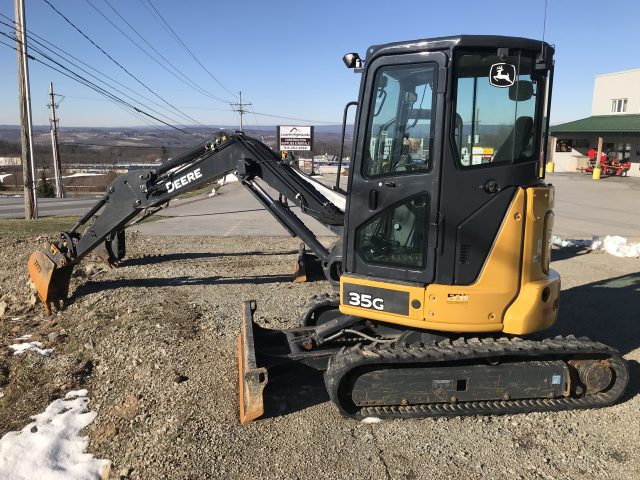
366 35 553 62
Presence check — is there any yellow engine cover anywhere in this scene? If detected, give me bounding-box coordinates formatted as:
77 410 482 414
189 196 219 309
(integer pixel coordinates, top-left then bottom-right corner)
340 186 560 335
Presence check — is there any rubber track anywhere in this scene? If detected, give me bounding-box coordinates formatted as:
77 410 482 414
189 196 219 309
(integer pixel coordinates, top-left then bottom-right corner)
300 293 340 326
324 335 629 419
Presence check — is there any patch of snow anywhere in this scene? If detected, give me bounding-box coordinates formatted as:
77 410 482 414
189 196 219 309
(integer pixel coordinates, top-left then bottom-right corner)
361 416 382 424
0 392 4 399
217 173 238 186
15 334 32 341
593 235 640 258
551 235 592 248
61 173 105 179
9 342 54 357
553 235 640 258
0 389 110 480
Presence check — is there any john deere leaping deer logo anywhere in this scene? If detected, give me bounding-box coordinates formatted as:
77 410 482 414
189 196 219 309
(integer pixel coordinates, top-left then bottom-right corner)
489 63 516 88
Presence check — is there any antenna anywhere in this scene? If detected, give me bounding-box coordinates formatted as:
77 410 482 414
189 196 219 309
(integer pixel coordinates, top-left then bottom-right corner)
538 0 549 64
541 0 549 46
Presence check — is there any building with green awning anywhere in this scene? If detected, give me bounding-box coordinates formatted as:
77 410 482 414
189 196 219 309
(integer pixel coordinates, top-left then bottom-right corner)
549 69 640 177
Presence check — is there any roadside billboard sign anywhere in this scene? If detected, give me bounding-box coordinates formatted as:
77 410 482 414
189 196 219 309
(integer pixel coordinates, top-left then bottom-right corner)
277 125 314 151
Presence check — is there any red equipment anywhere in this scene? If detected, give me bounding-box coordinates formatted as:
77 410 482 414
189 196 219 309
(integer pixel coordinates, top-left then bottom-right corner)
577 151 631 177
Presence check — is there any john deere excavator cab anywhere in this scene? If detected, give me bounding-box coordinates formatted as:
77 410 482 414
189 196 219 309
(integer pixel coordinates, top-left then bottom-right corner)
238 36 627 422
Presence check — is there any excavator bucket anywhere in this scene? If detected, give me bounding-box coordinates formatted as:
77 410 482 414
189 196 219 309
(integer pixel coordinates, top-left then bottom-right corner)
28 249 73 315
238 301 269 423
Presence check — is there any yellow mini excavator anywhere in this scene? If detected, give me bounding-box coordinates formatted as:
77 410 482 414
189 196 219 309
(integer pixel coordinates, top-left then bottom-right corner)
29 35 628 423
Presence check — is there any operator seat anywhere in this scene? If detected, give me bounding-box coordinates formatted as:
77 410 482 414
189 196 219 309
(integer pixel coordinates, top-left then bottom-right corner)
493 116 533 163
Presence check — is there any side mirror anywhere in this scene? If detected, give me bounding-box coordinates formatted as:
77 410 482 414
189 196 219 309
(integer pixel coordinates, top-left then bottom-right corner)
509 80 534 101
343 53 363 69
404 91 418 103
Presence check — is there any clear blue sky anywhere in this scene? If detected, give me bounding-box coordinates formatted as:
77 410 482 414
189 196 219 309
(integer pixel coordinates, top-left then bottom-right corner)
0 0 638 128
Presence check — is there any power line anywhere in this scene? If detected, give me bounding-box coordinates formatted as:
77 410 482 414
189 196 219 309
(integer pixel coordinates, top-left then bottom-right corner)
139 0 238 99
2 15 340 128
40 0 207 131
3 8 339 128
1 14 205 136
0 33 198 137
86 0 231 104
0 29 186 134
249 104 261 128
0 13 205 129
101 0 231 105
252 111 338 125
230 91 252 131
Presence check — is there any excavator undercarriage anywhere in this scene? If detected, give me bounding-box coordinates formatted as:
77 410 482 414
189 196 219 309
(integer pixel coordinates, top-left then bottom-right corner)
239 301 628 422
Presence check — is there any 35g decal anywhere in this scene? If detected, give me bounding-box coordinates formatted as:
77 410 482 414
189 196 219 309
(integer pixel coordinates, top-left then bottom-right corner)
348 292 384 311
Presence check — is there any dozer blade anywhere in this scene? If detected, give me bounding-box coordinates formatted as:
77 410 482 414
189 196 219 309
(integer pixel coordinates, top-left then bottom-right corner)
28 250 73 315
238 301 269 423
236 300 339 423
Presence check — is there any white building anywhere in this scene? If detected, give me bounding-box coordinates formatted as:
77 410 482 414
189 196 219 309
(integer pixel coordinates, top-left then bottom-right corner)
592 69 640 116
550 68 640 177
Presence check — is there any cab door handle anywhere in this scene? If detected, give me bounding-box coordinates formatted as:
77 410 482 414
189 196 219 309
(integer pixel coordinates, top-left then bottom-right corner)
369 190 379 210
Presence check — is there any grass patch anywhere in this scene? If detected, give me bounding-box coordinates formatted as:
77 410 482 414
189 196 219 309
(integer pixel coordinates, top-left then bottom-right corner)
0 213 163 239
0 216 80 237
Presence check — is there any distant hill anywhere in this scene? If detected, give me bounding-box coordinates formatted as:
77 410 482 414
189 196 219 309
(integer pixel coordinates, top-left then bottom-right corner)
0 124 353 166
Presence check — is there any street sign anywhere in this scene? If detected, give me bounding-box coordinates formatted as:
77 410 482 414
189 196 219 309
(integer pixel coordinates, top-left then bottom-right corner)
277 125 314 151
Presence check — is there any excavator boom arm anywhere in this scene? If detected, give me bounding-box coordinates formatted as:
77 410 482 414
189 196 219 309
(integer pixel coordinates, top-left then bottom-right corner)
29 132 344 313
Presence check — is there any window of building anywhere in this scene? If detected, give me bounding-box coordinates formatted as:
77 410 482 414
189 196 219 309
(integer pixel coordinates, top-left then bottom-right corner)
611 98 628 113
555 139 573 152
609 143 632 161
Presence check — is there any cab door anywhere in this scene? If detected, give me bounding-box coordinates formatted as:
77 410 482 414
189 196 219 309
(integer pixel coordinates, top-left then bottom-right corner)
344 52 446 284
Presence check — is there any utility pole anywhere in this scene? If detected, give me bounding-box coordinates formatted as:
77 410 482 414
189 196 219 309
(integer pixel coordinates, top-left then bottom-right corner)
230 91 252 131
14 0 37 219
48 81 64 198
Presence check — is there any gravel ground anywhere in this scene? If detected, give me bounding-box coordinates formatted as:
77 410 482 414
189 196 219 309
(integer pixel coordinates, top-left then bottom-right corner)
0 233 638 480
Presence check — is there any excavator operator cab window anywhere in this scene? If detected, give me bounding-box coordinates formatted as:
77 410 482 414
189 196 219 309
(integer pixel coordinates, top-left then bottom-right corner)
453 50 543 168
364 63 437 177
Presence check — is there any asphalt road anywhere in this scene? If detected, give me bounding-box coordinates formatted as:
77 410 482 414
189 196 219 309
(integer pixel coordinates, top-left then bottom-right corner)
3 172 639 240
135 181 335 238
549 172 640 238
136 173 640 239
0 195 100 219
